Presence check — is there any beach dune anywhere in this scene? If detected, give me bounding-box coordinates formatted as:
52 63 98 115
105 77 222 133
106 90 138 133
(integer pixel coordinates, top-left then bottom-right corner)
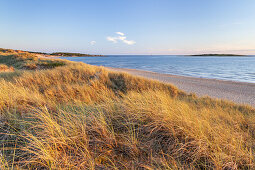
109 67 255 107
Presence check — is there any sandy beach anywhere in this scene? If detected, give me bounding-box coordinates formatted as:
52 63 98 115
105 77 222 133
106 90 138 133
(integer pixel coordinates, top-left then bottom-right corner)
108 67 255 106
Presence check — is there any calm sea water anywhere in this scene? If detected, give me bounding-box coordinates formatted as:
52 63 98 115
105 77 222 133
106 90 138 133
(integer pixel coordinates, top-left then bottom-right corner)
61 55 255 83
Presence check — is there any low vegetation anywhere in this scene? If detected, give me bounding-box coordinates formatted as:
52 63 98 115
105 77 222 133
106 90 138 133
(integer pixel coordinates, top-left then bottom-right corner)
0 48 254 169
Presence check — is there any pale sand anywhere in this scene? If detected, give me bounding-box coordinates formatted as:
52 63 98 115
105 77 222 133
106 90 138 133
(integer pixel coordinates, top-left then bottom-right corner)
108 67 255 107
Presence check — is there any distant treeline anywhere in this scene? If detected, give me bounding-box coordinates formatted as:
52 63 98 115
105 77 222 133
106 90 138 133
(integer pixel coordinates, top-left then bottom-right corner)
27 51 48 55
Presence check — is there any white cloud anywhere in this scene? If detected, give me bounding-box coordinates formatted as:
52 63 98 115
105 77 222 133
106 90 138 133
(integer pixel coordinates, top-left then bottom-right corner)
118 36 127 40
90 41 96 45
107 32 136 45
116 32 125 36
107 37 118 43
123 39 136 45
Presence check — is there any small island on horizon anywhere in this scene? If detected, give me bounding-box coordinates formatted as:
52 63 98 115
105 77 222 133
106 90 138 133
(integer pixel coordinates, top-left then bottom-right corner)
190 54 246 56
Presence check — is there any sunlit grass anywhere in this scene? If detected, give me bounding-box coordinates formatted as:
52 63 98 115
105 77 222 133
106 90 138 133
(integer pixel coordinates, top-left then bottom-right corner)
0 50 66 70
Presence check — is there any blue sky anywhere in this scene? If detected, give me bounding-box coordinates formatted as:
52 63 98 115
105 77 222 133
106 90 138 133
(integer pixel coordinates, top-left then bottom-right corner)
1 0 255 54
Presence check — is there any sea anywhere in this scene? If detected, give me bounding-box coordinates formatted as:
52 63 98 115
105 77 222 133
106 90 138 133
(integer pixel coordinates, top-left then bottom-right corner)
60 55 255 83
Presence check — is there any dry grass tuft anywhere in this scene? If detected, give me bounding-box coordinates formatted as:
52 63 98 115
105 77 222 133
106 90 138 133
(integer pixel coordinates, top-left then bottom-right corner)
0 64 14 72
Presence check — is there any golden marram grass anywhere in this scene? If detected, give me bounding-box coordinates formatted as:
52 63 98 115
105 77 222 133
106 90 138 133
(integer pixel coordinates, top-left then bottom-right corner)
0 49 254 169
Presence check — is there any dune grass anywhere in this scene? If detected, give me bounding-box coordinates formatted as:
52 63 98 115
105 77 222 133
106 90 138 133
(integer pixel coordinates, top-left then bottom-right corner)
0 49 255 169
0 49 65 70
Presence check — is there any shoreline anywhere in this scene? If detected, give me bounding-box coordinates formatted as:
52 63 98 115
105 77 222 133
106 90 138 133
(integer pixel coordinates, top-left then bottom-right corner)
39 53 255 107
107 67 255 106
109 67 255 85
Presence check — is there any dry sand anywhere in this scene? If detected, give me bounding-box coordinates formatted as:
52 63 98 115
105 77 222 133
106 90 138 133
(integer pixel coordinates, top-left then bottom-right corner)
108 67 255 107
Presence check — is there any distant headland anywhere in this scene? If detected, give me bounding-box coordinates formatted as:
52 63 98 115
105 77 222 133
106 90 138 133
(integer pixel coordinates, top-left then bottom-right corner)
50 52 105 57
0 48 105 57
190 54 246 56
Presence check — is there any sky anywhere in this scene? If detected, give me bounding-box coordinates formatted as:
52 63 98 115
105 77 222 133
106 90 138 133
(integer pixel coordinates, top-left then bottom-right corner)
1 0 255 55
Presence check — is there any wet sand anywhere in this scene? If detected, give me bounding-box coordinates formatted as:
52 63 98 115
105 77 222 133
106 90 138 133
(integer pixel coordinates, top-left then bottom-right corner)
108 67 255 107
